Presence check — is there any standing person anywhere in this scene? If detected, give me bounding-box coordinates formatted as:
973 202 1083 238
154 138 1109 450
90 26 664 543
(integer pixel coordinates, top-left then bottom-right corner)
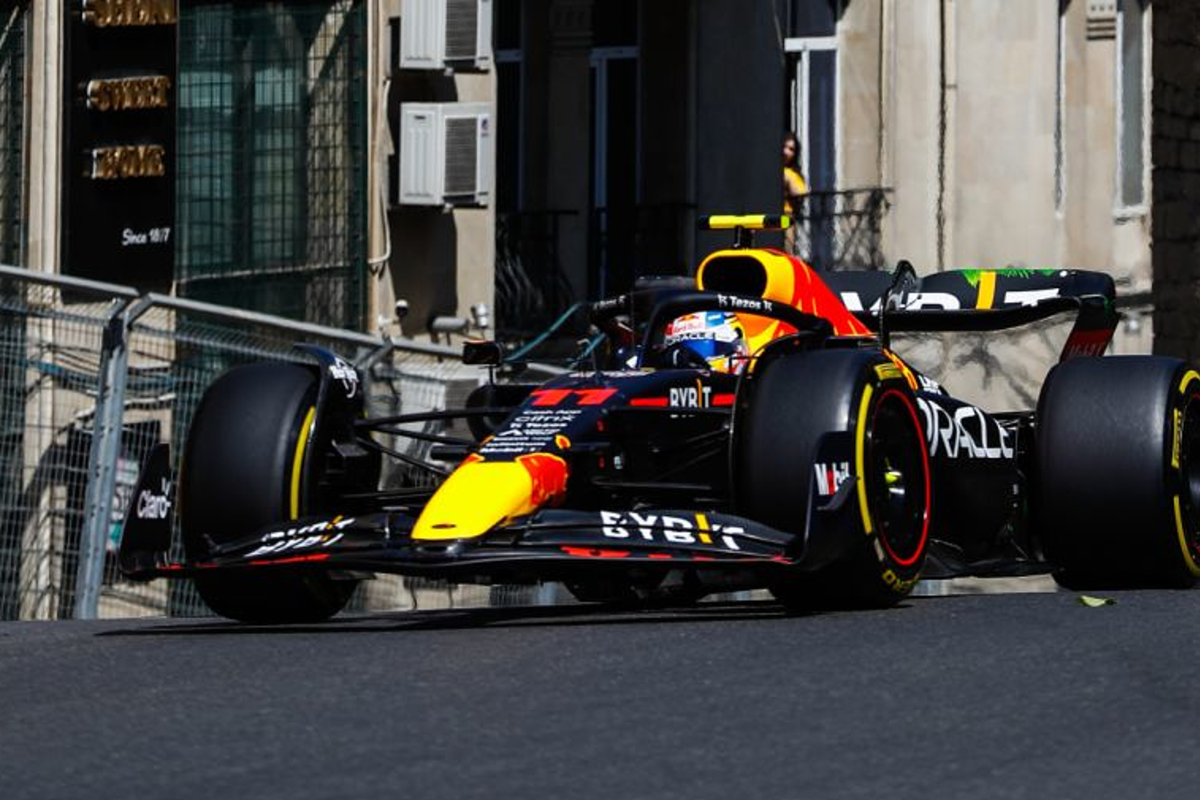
782 132 807 254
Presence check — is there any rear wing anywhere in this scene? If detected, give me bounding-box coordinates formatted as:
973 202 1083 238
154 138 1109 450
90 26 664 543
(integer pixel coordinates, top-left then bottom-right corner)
823 268 1118 361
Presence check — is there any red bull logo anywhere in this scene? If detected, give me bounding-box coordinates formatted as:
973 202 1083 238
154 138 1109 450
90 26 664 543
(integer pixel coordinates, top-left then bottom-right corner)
517 453 568 507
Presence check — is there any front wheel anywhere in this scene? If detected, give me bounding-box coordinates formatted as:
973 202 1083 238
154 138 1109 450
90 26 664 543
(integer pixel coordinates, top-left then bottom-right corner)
734 349 931 611
181 362 357 623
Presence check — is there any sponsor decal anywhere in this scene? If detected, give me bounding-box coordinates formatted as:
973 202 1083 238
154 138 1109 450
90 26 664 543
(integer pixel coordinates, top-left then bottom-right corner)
814 462 851 497
1173 407 1183 470
904 292 961 311
960 268 1060 287
135 477 172 520
245 516 356 558
839 292 866 312
529 387 618 407
517 453 568 507
717 294 773 314
882 568 919 594
917 374 947 395
1174 374 1200 472
1003 288 1060 306
838 287 1063 314
665 314 707 336
881 352 920 390
1062 328 1111 359
600 511 743 550
633 386 734 408
916 397 1014 460
480 408 584 455
328 356 360 399
668 384 713 408
874 363 903 382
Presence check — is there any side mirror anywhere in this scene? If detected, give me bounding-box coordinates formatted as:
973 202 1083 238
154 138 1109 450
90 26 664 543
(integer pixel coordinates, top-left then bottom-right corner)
462 339 504 366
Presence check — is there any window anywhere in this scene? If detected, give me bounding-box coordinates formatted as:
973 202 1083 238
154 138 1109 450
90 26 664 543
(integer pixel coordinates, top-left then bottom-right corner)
786 31 838 267
176 1 367 328
1116 0 1148 211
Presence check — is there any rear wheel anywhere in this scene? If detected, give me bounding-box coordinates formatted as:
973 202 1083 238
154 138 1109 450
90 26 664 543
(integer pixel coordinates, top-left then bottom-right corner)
735 349 930 611
1036 356 1200 589
182 362 356 623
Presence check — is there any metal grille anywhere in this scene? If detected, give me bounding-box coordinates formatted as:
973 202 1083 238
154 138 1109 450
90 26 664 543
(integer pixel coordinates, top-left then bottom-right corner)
175 0 367 329
0 266 477 620
0 2 25 266
445 0 479 60
444 116 479 197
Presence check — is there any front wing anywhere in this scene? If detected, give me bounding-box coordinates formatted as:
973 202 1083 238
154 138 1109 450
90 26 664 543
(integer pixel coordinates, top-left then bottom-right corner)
122 508 802 584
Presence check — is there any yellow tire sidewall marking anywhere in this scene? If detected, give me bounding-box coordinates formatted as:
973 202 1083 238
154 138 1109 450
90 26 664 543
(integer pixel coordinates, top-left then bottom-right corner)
1172 494 1200 577
289 405 317 520
855 383 875 536
1173 370 1200 576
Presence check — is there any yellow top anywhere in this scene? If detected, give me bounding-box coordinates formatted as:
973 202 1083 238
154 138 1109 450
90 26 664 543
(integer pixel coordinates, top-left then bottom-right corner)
783 166 807 214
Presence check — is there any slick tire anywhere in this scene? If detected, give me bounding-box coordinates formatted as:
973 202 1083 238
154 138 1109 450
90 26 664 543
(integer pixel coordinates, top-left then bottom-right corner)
182 362 355 623
1036 356 1200 589
734 348 931 611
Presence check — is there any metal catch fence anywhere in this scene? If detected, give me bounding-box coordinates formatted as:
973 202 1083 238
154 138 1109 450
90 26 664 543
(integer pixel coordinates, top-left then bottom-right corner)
0 264 510 620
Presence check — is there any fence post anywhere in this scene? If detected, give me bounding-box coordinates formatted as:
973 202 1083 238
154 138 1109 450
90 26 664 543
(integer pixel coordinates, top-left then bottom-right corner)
74 296 152 619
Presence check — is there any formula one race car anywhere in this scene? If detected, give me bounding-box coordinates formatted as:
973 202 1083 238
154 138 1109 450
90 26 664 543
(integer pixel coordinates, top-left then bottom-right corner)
119 215 1200 622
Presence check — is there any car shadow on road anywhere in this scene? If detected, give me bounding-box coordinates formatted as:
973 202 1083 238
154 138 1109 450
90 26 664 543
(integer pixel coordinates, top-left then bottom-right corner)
94 598 919 637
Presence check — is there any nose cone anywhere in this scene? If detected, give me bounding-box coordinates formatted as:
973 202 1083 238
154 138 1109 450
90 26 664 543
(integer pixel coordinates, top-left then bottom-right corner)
412 453 568 541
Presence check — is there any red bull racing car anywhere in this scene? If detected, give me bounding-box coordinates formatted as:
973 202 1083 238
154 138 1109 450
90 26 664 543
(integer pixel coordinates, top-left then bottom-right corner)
119 215 1200 622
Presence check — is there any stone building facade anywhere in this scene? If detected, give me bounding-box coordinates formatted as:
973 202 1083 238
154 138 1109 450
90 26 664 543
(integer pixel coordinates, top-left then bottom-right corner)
1151 1 1200 360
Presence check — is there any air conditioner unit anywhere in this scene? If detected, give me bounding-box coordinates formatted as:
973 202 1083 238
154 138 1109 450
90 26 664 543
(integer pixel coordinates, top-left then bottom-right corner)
397 102 492 207
400 0 493 71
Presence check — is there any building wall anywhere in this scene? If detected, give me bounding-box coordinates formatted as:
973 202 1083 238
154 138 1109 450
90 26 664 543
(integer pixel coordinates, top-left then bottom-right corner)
953 1 1058 269
838 0 884 192
887 0 942 271
24 1 62 274
1151 0 1200 360
881 0 1150 285
377 0 497 340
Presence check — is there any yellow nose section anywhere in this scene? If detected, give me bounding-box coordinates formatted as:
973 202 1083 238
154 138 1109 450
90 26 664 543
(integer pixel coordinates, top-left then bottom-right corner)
412 454 568 541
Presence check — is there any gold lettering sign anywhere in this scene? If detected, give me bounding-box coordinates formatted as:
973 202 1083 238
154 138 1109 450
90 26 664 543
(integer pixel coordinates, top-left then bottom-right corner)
81 0 178 27
89 145 166 180
86 76 171 111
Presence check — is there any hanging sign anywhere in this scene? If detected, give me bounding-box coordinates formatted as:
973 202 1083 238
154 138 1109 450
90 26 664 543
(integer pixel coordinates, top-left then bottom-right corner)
63 0 177 285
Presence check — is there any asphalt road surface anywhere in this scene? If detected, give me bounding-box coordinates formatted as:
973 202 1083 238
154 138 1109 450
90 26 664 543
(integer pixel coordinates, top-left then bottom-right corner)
3 588 1200 800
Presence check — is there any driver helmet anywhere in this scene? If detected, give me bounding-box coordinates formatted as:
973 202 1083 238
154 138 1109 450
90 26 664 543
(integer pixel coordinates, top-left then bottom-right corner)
663 311 749 374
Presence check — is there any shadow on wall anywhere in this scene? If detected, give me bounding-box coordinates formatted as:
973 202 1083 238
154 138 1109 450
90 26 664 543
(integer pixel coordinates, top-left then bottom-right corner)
894 318 1076 412
389 208 459 338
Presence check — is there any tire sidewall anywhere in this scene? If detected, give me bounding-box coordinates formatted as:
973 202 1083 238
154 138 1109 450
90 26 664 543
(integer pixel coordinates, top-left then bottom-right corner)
735 347 930 606
1036 355 1200 588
